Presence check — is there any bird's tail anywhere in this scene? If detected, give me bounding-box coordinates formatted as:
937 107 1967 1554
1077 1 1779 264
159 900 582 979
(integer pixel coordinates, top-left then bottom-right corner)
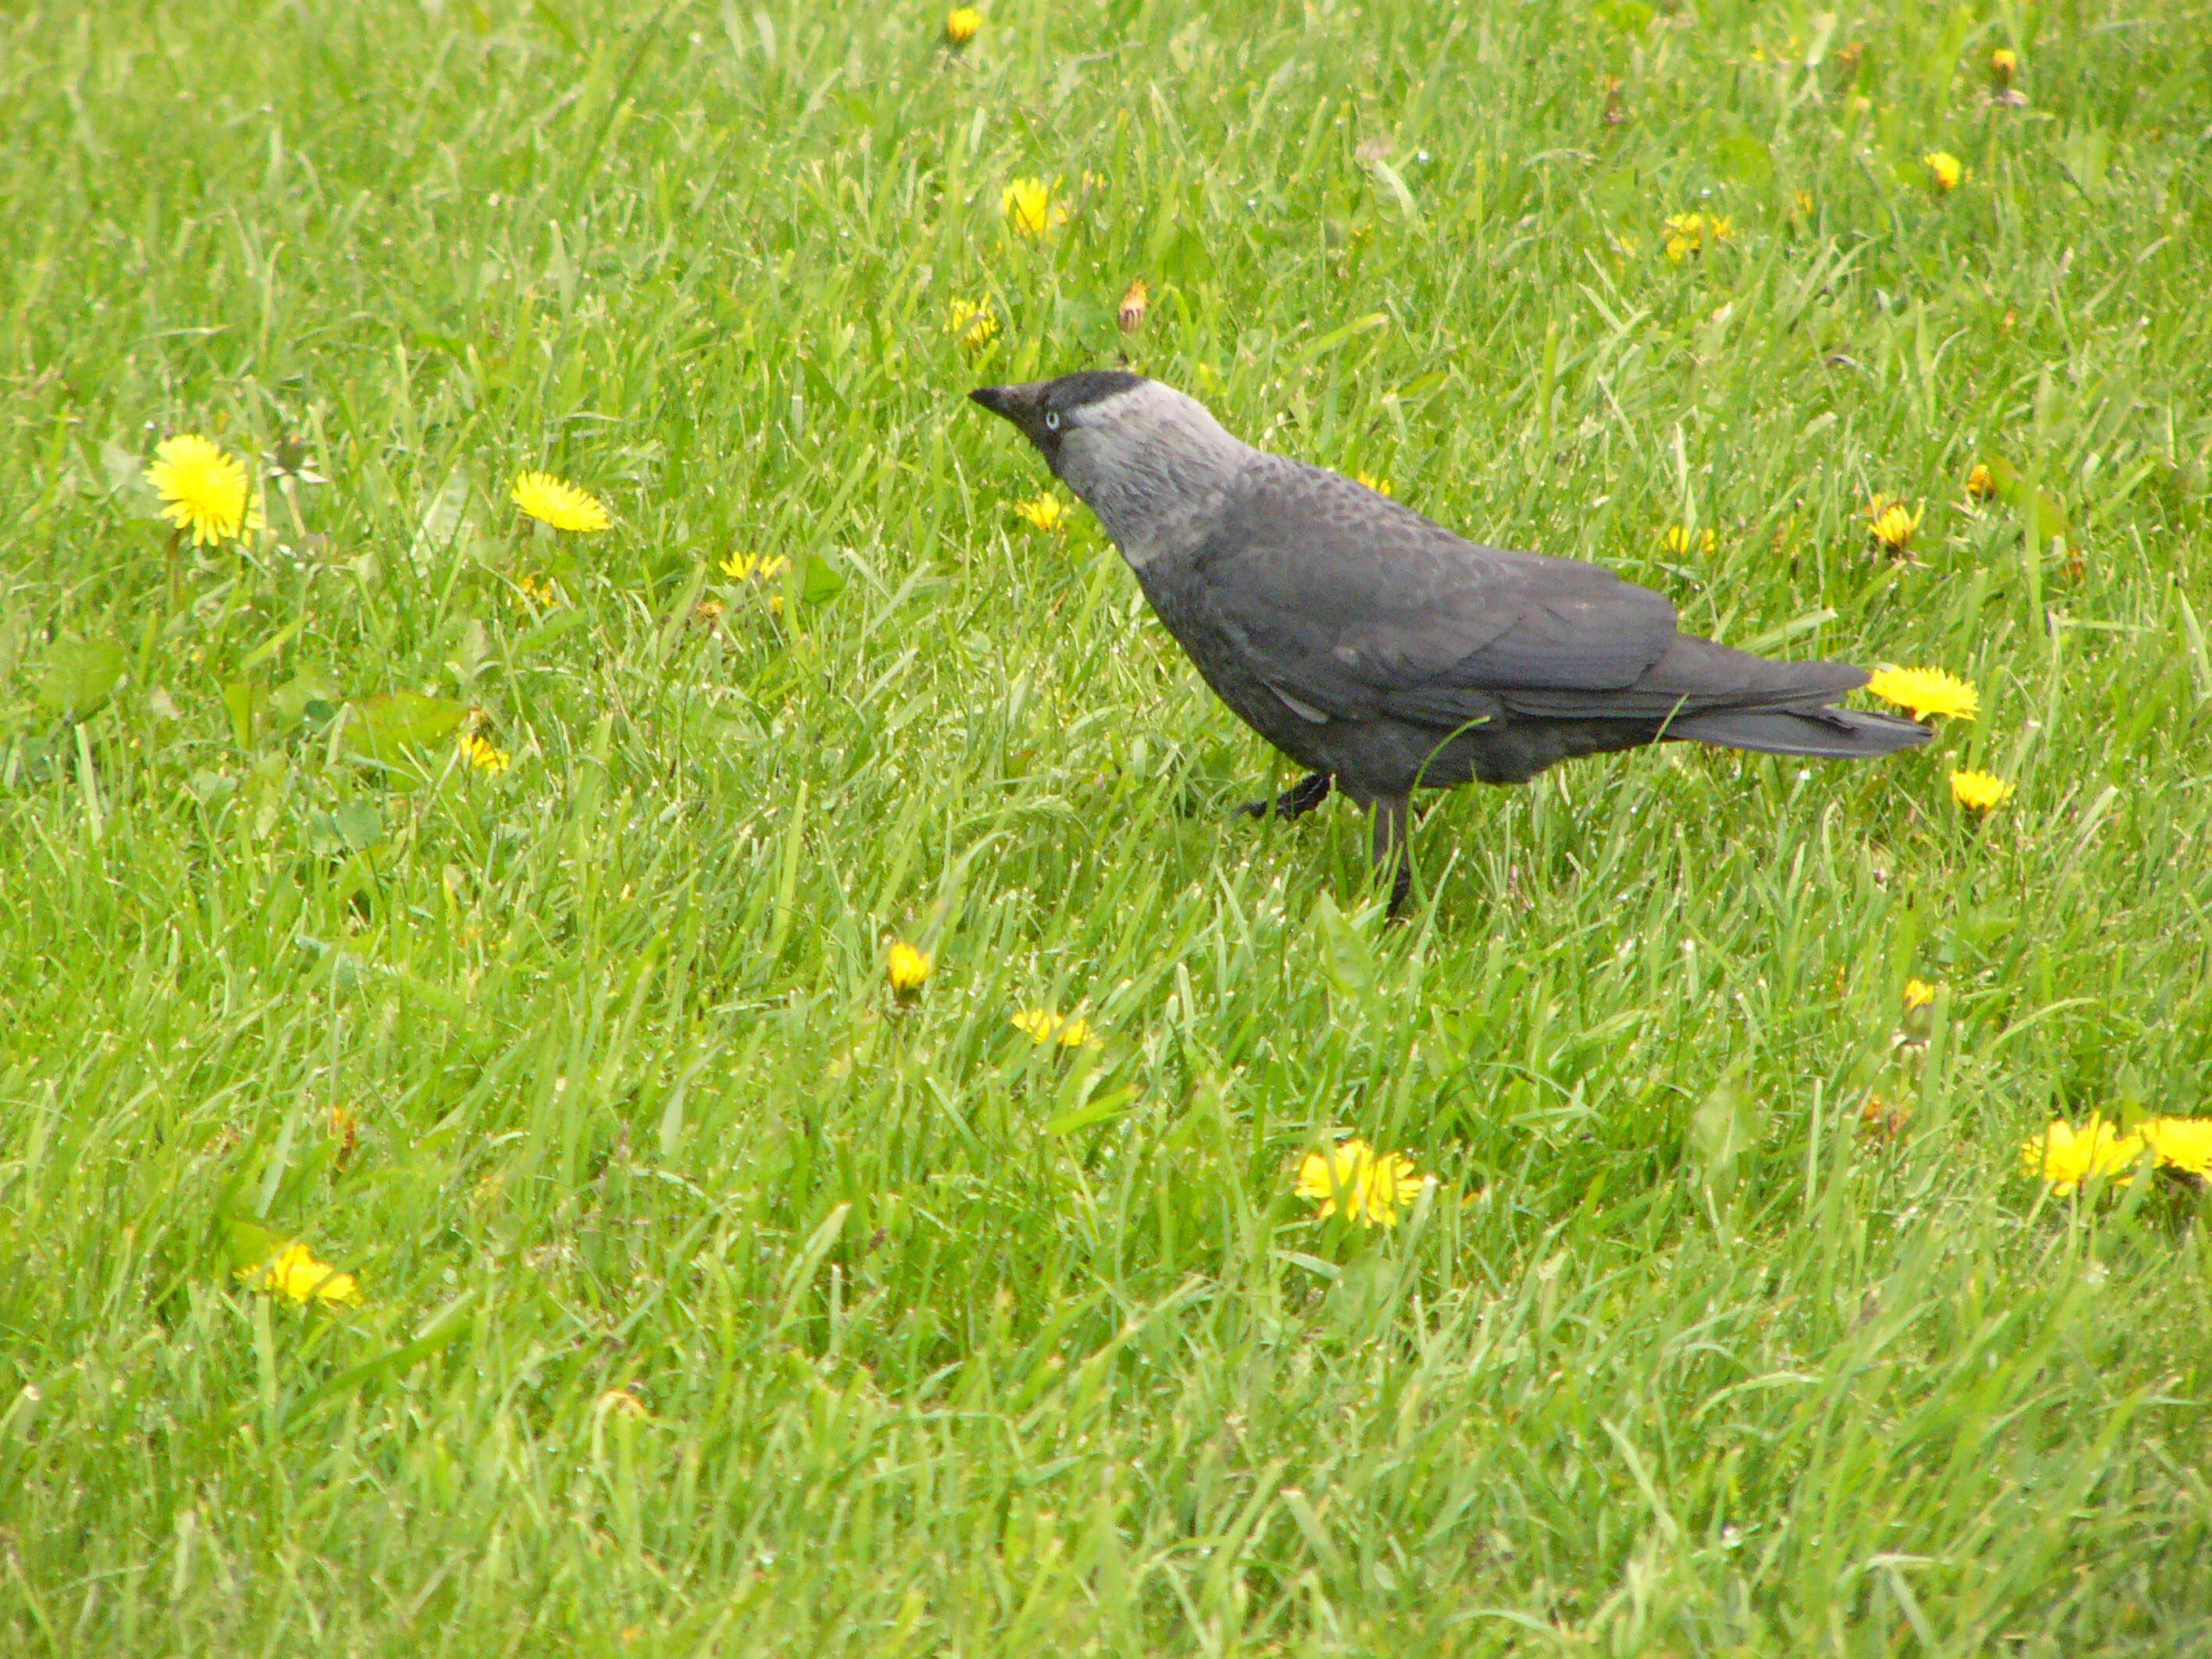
1667 704 1930 759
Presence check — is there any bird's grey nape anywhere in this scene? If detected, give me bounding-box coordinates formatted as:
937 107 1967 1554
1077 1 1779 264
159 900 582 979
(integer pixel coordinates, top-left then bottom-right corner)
1043 381 1251 566
968 374 1252 567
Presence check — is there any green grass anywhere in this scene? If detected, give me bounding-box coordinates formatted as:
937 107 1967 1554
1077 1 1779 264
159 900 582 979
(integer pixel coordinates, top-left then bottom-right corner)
4 0 2211 1651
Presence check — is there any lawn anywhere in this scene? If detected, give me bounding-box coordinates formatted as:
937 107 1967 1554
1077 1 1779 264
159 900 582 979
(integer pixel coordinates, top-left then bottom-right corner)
3 0 2210 1652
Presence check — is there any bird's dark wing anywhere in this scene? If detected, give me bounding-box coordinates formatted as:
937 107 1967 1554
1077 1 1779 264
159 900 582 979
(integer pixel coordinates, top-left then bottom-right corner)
1186 457 1679 726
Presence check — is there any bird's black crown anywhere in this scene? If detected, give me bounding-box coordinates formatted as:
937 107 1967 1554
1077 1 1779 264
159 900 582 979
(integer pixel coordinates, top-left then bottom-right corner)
1040 370 1145 414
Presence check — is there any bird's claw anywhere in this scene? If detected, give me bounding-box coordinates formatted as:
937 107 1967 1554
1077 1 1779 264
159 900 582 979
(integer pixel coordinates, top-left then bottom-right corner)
1238 771 1333 822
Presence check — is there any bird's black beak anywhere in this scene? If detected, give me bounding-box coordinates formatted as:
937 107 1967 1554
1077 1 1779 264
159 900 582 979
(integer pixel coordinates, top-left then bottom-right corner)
969 381 1055 464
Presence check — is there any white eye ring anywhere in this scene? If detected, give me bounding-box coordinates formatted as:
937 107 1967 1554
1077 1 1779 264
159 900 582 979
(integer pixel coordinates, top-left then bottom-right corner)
1044 410 1061 432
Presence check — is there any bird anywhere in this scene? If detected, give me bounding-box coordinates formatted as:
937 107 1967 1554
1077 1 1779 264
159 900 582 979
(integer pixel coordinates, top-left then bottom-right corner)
969 371 1929 915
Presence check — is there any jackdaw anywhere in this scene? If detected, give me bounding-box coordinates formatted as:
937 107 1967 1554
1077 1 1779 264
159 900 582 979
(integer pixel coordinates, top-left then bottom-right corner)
971 371 1928 913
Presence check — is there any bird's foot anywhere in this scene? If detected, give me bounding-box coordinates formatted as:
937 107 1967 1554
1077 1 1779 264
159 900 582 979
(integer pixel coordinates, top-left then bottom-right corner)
1370 790 1413 922
1238 771 1333 822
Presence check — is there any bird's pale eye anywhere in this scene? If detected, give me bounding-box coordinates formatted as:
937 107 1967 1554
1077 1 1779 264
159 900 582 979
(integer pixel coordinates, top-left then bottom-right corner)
1044 410 1061 432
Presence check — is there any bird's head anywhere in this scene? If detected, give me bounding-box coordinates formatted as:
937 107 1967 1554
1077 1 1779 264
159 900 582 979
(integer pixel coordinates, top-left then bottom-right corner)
966 371 1148 472
969 372 1249 560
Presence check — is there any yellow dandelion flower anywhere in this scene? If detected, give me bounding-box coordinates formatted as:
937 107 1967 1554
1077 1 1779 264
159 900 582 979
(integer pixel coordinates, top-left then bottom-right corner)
948 298 999 352
1949 769 2013 812
1355 471 1392 498
721 552 792 615
1014 494 1070 533
1864 666 1979 722
1965 464 1997 500
887 942 932 999
515 573 560 609
2140 1118 2212 1179
1663 212 1702 263
237 1241 363 1307
1990 48 2018 83
512 471 610 533
1902 978 1939 1011
1294 1138 1426 1230
1117 276 1149 334
146 434 260 547
460 733 511 775
2018 1116 2145 1197
694 599 725 624
1661 211 1732 263
1000 176 1067 237
1661 524 1717 556
945 7 981 45
1010 1007 1102 1050
1924 151 1963 194
1866 496 1923 552
720 551 792 583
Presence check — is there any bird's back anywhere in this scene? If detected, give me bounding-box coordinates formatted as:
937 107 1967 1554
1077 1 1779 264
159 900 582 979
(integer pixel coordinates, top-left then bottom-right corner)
1173 453 1683 706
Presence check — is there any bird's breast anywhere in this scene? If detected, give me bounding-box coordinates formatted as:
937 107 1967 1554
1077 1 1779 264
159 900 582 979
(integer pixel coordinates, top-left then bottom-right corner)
1129 563 1337 758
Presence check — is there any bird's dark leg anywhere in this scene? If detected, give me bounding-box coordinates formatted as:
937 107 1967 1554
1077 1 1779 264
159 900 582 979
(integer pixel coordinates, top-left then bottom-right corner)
1371 792 1412 918
1239 770 1333 822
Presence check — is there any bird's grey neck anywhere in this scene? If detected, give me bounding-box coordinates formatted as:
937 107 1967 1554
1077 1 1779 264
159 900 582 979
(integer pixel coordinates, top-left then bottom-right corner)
1058 391 1253 569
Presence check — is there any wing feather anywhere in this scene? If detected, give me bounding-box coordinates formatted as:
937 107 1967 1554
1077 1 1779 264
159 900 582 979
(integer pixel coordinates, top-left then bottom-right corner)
1186 457 1678 726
